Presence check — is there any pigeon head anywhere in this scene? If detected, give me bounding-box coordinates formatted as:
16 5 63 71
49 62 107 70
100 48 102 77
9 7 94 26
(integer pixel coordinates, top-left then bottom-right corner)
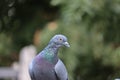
49 34 70 48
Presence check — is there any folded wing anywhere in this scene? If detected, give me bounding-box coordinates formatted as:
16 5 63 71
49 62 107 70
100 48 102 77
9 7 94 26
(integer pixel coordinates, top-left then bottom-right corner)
55 59 68 80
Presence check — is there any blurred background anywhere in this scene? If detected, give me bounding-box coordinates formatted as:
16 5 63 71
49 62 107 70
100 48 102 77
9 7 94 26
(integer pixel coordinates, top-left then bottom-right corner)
0 0 120 80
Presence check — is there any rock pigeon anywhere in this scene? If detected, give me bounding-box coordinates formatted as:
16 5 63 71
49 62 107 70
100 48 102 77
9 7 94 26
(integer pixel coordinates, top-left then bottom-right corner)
29 34 70 80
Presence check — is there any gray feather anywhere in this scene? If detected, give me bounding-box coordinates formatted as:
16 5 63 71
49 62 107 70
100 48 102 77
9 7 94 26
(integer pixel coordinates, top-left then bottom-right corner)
55 59 68 80
29 34 70 80
29 59 36 80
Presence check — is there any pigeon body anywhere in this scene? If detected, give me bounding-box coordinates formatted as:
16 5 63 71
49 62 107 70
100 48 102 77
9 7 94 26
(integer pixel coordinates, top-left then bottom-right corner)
29 34 70 80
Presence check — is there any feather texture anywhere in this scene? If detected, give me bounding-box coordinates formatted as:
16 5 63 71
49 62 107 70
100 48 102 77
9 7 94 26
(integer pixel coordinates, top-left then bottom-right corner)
29 34 70 80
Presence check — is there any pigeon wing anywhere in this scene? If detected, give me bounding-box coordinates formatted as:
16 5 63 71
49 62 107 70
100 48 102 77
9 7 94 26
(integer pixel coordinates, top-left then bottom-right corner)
55 59 68 80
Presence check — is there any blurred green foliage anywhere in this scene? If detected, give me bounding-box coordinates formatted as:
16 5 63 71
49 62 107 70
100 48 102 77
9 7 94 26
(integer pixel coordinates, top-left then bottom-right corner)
0 0 59 65
0 0 120 80
50 0 120 80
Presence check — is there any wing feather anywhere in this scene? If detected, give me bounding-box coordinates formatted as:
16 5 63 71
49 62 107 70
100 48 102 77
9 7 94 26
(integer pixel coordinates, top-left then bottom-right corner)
55 59 68 80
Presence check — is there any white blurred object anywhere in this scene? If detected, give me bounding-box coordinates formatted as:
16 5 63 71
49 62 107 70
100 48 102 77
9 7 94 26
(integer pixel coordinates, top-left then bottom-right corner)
115 78 120 80
18 45 37 80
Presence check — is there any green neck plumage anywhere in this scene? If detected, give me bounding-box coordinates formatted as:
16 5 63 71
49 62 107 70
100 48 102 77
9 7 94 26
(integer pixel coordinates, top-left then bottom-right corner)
43 46 59 63
40 42 59 63
44 49 55 62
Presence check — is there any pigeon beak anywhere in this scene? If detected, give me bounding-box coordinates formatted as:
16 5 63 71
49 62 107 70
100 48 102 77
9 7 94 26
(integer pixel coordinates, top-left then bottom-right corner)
64 42 70 47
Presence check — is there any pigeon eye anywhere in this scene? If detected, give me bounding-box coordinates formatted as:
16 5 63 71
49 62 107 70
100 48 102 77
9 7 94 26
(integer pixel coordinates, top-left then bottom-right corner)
59 38 62 41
